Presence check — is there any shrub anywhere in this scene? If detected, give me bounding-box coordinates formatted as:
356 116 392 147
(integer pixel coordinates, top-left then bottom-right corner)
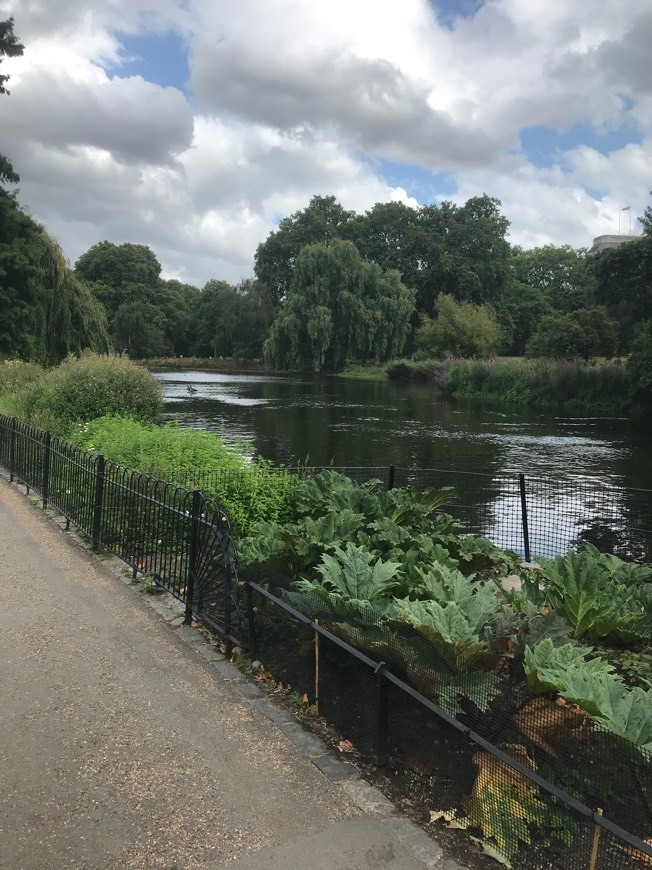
18 353 162 435
0 360 43 415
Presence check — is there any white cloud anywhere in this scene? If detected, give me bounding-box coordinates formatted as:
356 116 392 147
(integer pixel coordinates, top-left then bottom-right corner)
1 0 650 288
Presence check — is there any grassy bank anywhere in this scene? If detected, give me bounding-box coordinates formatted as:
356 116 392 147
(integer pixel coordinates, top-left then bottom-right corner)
337 364 388 381
386 357 631 413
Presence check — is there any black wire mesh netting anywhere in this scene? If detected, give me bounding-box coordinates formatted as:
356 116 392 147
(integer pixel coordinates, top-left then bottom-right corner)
166 463 652 562
3 415 652 868
242 566 652 870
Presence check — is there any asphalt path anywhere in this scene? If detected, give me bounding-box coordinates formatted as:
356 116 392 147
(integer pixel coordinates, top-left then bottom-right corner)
0 474 467 870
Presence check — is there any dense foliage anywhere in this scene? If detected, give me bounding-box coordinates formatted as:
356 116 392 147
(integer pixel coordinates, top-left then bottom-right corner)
263 240 415 371
69 414 298 534
415 295 501 359
387 356 631 412
239 469 652 863
1 353 162 435
75 241 200 358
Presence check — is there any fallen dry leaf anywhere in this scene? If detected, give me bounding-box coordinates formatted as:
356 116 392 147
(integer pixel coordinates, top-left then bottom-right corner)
338 739 354 753
300 693 309 704
429 809 457 825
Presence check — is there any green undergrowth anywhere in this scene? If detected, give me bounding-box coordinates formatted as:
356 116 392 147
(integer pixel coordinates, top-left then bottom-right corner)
337 364 388 381
69 414 298 534
386 357 631 412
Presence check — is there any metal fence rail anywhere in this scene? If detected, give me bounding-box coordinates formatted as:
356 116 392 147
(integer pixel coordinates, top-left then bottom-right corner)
0 414 239 649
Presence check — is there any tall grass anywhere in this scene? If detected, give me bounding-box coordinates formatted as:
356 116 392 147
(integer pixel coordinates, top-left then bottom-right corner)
387 357 631 412
5 353 163 435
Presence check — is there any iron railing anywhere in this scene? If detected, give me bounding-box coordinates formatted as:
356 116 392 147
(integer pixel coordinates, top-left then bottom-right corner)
0 415 239 650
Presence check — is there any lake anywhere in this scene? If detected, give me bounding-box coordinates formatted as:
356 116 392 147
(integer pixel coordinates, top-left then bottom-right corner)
156 370 652 559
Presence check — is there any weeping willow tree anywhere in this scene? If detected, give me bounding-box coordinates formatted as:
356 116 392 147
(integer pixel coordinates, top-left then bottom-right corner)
0 188 111 363
264 240 415 371
35 234 111 364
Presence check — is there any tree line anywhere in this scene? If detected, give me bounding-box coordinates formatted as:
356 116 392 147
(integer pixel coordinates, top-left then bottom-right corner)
2 16 652 375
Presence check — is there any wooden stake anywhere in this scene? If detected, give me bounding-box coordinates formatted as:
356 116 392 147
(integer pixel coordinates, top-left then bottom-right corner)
314 620 320 715
589 808 603 870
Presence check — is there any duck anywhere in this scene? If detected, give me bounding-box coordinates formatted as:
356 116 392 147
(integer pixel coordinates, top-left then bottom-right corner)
186 384 198 394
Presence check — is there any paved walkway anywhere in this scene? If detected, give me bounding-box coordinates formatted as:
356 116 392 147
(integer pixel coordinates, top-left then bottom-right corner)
0 474 469 870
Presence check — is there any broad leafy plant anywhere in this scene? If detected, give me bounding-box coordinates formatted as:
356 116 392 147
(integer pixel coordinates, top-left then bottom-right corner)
524 544 652 643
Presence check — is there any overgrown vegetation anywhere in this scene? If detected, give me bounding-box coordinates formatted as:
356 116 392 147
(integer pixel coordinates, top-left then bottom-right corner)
386 356 632 412
0 353 162 435
239 469 652 864
69 414 298 534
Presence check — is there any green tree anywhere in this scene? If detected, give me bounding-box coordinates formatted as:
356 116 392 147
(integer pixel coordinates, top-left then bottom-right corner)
413 196 511 314
512 244 594 313
0 17 23 96
415 294 502 358
639 193 652 237
591 236 652 347
254 195 355 305
525 307 619 360
493 280 551 356
627 319 652 416
75 241 199 357
264 240 415 371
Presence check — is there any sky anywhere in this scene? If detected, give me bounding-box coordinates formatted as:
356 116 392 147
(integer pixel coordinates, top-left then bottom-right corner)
1 0 650 287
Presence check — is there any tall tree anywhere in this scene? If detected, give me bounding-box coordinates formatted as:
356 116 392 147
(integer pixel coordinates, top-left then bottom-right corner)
264 240 414 371
511 244 594 313
75 241 198 357
0 17 23 96
415 295 502 358
591 236 652 348
254 195 356 305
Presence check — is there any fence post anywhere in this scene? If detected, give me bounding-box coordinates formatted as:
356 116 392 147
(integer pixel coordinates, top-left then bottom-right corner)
387 465 396 491
245 582 258 661
92 453 105 551
223 556 234 659
518 473 531 563
42 431 51 510
374 662 390 766
184 489 202 625
9 417 17 482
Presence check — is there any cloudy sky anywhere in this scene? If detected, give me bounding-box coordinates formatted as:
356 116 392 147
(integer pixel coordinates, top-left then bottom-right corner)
1 0 650 287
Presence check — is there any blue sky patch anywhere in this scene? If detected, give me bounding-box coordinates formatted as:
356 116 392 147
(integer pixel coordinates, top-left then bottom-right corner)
376 159 458 204
428 0 485 29
519 119 642 169
107 30 189 93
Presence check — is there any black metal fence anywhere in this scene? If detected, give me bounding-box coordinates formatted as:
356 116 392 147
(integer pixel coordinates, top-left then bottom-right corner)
0 415 238 649
2 415 651 868
168 464 652 563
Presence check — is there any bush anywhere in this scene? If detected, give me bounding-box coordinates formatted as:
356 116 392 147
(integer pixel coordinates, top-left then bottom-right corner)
17 353 162 435
0 360 43 414
70 415 298 534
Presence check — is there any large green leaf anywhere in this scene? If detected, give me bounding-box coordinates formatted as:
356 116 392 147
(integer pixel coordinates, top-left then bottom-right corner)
395 599 487 669
524 639 652 751
313 543 402 601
